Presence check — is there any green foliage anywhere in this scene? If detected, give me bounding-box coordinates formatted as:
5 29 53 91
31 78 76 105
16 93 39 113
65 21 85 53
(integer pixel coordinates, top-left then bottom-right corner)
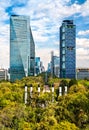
60 79 69 87
58 121 79 130
0 77 89 129
69 84 86 94
69 79 78 87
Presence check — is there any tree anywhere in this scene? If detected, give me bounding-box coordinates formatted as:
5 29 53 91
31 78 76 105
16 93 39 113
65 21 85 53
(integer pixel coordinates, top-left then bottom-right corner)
60 79 69 95
58 121 79 130
69 79 78 88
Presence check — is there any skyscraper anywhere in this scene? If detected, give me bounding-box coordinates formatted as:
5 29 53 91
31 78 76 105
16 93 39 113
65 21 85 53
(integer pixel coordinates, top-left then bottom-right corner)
60 20 76 78
10 15 35 81
35 57 45 76
50 51 60 77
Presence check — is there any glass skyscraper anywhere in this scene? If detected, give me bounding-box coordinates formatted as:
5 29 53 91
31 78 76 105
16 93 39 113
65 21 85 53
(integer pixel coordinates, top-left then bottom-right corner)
10 15 35 81
60 20 76 78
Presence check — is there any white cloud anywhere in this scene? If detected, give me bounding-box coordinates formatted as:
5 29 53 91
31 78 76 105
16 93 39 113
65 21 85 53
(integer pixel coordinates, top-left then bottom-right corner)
0 0 11 8
78 30 89 36
32 30 48 42
76 38 89 48
77 48 88 56
0 43 9 69
0 22 9 69
80 0 89 17
11 0 27 5
12 0 82 44
76 37 89 68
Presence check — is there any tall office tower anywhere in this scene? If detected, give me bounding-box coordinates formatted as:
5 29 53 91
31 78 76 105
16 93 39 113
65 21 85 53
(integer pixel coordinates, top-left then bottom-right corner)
60 20 76 78
10 15 35 81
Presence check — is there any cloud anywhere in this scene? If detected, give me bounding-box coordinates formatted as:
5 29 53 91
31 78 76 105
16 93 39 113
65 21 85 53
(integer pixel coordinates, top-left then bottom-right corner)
32 30 48 43
76 38 89 48
0 22 9 69
77 48 88 56
0 0 11 8
11 0 27 5
80 0 89 17
0 6 9 23
76 37 89 59
76 37 89 68
78 30 89 36
0 43 9 68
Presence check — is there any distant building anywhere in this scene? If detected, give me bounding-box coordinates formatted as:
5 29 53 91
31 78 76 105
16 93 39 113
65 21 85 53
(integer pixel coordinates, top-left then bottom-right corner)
77 68 89 79
51 51 54 77
60 20 76 78
0 69 7 81
47 63 51 73
48 52 60 77
10 15 35 82
35 57 45 75
30 27 35 76
54 56 60 77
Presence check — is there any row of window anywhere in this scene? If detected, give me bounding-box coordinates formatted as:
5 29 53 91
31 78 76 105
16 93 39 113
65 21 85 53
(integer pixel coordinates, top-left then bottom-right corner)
62 25 75 32
61 48 75 54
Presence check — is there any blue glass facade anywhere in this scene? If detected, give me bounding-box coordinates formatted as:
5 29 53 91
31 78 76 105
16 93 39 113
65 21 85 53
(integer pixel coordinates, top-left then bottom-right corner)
10 15 35 81
35 57 41 75
60 20 76 78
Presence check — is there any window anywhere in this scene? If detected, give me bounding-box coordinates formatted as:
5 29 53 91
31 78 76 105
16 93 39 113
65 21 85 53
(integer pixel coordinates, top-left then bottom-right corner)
67 25 74 28
62 49 65 54
62 41 65 47
62 27 65 32
62 56 65 61
62 63 65 69
62 34 65 40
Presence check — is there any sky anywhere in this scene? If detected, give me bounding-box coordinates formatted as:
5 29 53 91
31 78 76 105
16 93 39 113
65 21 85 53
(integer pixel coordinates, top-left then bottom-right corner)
0 0 89 70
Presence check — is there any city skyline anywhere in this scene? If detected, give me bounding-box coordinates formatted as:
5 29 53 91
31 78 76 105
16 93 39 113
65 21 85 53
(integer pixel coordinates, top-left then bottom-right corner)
0 0 89 69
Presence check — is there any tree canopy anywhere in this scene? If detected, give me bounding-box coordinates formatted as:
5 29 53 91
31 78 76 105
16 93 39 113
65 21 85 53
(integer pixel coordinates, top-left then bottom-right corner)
0 76 89 129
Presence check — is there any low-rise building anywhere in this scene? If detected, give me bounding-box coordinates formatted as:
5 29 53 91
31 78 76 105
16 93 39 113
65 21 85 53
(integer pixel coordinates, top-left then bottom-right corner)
77 68 89 79
0 69 7 81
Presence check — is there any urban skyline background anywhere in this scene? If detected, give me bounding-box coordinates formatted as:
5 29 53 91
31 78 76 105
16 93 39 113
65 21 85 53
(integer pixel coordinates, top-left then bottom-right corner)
0 0 89 69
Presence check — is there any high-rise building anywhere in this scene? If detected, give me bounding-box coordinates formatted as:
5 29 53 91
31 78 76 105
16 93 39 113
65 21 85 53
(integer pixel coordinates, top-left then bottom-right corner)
35 57 45 76
60 20 76 78
54 56 60 77
10 15 35 81
48 51 60 77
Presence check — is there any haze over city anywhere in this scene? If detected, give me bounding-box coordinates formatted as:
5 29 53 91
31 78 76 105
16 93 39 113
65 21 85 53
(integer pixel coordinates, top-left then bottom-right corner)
0 0 89 69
